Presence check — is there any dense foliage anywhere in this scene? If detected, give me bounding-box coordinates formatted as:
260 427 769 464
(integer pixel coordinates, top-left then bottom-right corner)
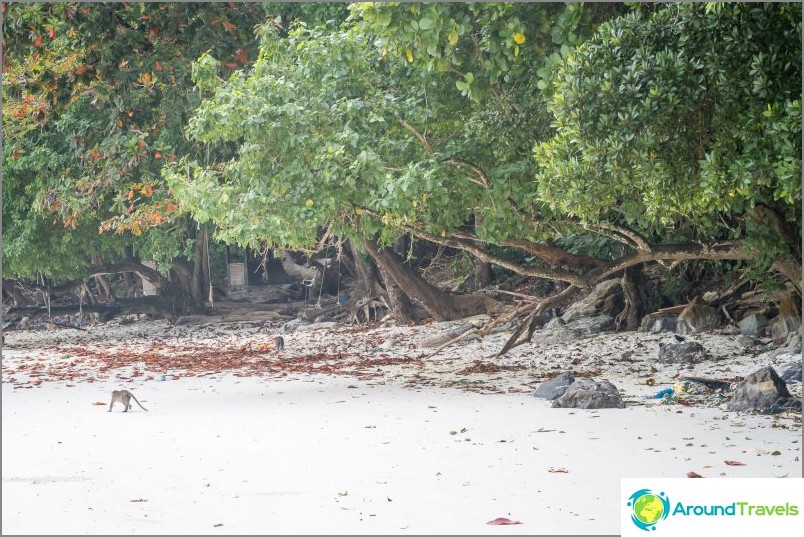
4 2 800 309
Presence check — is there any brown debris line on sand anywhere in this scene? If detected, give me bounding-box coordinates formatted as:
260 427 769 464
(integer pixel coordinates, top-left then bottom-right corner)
1 341 425 388
457 360 527 375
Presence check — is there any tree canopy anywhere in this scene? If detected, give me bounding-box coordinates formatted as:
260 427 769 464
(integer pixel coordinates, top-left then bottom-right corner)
3 2 800 322
172 2 800 289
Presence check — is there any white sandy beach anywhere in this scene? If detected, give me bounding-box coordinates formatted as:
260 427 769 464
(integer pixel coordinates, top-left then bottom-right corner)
2 318 801 535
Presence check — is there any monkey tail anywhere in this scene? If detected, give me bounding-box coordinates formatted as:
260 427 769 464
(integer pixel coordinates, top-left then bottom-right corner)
131 395 149 412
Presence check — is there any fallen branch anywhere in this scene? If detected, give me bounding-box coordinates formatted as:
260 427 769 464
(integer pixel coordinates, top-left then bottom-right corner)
484 288 539 302
424 327 481 360
421 285 580 360
496 285 581 356
45 319 88 332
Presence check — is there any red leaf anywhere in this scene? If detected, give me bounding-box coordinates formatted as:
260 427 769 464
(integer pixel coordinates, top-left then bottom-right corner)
487 518 523 525
224 62 238 69
154 60 163 72
686 471 704 478
33 35 43 48
724 460 746 466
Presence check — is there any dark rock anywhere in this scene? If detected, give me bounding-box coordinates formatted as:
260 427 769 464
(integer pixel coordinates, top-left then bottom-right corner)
565 315 615 335
539 315 614 343
727 366 797 413
538 327 577 344
543 317 566 331
639 313 678 334
552 379 625 409
783 332 802 355
561 279 622 323
539 308 562 326
532 373 575 400
769 314 801 341
780 361 802 383
737 335 761 349
767 398 802 413
658 341 710 364
676 298 720 335
738 313 769 337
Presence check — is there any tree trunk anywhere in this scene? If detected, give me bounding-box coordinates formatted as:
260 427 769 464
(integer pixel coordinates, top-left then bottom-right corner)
80 282 97 307
345 242 390 323
473 213 493 288
90 259 198 314
376 263 421 323
189 226 209 306
393 233 410 258
2 279 26 306
618 265 647 331
362 238 498 321
94 275 113 303
122 272 136 298
475 260 493 289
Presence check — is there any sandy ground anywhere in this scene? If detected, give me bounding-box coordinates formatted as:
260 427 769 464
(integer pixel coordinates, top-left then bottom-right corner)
2 317 801 534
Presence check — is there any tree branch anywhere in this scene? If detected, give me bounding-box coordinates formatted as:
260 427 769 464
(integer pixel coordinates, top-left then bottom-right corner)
388 219 584 286
580 241 752 285
397 118 432 154
442 157 490 188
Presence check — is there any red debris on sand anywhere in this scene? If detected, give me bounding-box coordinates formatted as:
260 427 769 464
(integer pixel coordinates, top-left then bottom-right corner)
487 517 523 525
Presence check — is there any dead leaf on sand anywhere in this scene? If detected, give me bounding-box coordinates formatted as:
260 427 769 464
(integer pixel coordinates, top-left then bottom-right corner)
487 517 523 525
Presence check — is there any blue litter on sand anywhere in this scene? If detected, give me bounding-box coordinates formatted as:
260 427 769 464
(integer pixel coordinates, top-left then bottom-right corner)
642 387 675 400
653 387 674 399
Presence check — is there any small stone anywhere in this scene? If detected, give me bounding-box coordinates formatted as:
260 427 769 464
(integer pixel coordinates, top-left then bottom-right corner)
737 335 760 348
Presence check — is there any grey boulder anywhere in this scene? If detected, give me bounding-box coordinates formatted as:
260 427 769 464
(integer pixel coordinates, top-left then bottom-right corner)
532 373 575 400
552 379 625 409
658 341 710 364
726 366 799 413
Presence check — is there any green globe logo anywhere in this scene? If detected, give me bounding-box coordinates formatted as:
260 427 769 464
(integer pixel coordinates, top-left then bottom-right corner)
627 489 670 531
